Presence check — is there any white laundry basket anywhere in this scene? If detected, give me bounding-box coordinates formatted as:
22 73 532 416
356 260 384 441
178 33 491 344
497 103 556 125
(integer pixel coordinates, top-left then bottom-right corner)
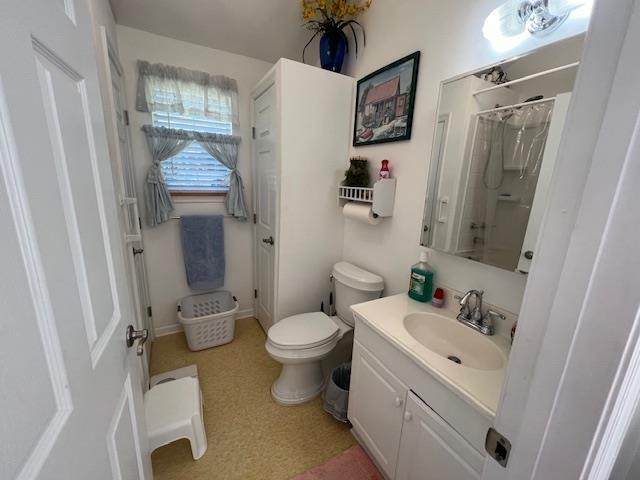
178 291 239 351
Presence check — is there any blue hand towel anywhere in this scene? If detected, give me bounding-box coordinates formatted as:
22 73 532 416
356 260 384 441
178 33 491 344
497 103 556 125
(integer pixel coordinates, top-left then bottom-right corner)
180 215 225 290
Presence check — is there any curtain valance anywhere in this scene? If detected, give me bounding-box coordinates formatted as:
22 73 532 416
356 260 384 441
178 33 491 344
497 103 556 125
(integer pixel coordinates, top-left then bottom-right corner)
136 60 239 128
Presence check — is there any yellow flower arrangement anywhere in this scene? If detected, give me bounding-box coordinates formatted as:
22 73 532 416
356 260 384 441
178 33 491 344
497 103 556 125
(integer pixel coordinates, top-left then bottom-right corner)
301 0 372 21
300 0 371 70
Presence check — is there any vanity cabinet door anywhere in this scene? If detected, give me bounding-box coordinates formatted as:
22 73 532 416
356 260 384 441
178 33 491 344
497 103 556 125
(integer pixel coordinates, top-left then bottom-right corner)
349 340 408 479
396 391 484 480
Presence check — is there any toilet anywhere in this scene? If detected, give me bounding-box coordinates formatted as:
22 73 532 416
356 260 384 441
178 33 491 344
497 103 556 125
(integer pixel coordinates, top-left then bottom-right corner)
266 261 384 405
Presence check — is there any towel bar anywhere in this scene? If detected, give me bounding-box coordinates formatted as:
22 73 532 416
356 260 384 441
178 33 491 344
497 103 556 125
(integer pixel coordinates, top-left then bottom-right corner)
170 215 234 219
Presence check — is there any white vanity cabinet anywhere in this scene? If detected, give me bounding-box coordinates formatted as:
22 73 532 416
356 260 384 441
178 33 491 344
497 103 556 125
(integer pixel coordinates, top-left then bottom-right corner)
396 391 484 480
349 320 490 479
349 340 408 478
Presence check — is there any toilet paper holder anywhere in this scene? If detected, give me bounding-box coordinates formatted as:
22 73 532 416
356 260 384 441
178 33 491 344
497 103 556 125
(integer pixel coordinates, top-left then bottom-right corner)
338 178 396 218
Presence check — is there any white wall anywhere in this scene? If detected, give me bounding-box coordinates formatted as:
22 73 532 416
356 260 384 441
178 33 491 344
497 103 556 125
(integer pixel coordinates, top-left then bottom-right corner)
116 25 272 334
341 0 590 314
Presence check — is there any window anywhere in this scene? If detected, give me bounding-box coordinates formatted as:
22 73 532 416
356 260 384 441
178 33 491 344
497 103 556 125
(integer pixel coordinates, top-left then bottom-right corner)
137 60 246 223
152 111 232 194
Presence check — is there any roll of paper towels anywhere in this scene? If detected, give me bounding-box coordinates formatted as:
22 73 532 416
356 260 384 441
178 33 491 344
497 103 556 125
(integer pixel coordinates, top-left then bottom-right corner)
343 202 381 225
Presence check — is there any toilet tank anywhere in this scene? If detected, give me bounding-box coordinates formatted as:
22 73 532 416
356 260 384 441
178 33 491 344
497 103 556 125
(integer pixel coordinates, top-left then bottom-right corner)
332 262 384 326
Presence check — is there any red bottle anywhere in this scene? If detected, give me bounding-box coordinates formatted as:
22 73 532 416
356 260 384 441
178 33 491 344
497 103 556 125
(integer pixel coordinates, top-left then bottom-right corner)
432 287 445 307
379 159 390 179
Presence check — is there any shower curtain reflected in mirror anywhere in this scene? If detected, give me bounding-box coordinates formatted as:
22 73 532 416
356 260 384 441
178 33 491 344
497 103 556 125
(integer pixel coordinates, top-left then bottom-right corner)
457 101 554 271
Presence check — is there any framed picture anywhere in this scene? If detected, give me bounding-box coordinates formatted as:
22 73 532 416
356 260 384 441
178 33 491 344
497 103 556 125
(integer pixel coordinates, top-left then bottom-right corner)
353 51 420 146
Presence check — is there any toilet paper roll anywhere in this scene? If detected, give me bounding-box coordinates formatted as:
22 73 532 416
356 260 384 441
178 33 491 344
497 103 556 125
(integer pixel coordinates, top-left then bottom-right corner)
342 202 381 225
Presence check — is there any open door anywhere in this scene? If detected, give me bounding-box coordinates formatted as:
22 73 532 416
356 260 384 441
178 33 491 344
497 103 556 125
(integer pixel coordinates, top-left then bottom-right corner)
96 26 155 388
516 92 571 273
481 1 640 478
0 1 151 478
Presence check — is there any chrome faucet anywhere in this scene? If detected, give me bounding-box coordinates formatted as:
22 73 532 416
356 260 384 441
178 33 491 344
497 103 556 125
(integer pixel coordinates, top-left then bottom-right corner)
456 290 505 336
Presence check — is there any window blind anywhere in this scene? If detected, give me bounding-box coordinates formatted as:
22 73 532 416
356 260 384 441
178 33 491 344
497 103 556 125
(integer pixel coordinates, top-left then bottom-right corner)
152 111 232 192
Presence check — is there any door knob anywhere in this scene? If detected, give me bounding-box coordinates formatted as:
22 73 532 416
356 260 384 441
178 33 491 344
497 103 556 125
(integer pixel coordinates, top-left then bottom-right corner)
393 396 403 408
523 250 534 260
262 236 274 246
404 411 413 422
126 325 149 356
132 247 144 256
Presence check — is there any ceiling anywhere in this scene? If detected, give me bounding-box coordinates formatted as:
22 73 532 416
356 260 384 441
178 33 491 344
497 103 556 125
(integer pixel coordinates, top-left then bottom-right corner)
109 0 311 63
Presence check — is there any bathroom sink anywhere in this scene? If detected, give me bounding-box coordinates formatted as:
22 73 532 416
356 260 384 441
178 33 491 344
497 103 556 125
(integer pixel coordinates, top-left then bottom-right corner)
403 313 505 371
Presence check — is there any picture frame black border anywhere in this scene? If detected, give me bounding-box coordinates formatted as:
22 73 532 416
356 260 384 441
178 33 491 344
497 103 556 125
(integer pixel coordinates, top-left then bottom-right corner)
353 50 421 147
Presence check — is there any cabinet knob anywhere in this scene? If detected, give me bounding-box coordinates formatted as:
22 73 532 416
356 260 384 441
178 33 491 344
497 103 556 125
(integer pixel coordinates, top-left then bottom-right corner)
393 396 403 408
404 411 413 422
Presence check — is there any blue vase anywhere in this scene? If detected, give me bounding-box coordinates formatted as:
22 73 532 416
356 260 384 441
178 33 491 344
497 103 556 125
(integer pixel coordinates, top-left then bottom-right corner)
319 30 347 73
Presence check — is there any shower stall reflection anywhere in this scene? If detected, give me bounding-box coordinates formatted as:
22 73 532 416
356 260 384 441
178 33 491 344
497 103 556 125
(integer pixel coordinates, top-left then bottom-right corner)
458 100 555 270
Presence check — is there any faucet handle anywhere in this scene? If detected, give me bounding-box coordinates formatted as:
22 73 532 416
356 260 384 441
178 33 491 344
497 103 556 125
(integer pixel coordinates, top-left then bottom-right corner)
455 294 471 317
486 310 506 321
456 291 473 306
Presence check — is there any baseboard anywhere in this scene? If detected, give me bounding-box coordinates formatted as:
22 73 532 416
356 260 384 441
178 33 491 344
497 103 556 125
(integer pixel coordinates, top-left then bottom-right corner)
236 308 255 320
154 323 183 337
153 308 255 338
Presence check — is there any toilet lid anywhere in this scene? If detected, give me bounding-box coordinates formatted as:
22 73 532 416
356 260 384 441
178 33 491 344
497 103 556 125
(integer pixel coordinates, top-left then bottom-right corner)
267 312 339 350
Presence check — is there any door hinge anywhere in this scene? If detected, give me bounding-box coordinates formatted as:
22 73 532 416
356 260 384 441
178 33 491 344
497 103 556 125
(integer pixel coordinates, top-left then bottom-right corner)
146 306 153 318
124 109 130 126
138 216 142 230
485 427 511 468
254 289 258 299
253 213 257 224
252 126 255 139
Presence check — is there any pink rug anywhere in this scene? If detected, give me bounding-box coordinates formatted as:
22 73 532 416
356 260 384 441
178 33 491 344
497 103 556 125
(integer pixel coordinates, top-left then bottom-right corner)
291 445 383 480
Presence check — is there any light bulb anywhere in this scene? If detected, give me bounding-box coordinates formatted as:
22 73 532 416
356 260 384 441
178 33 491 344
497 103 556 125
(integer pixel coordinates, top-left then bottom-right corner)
483 0 527 38
547 0 587 16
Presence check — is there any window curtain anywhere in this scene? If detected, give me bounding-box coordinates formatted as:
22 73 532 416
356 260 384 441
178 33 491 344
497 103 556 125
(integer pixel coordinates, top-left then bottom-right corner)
141 126 247 225
194 132 248 221
142 126 192 226
136 60 239 130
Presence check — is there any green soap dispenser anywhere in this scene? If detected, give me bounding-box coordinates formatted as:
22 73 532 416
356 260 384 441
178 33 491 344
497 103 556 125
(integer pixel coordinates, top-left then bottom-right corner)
408 251 434 302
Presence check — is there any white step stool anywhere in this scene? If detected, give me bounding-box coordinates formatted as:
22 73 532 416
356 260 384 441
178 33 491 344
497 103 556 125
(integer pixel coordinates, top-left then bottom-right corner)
150 364 198 388
145 375 207 460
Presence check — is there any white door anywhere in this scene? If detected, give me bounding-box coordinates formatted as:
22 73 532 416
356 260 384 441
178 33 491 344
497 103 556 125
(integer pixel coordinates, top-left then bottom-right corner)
348 341 408 479
481 1 640 478
396 391 484 480
97 27 154 383
0 1 151 479
253 84 278 332
422 114 449 248
517 93 571 273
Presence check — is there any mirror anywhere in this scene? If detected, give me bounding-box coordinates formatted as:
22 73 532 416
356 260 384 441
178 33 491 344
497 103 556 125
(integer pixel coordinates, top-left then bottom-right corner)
421 35 584 274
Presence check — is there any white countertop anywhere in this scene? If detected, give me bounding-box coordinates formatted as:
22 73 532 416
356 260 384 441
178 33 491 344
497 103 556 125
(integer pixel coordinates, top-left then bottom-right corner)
351 293 511 419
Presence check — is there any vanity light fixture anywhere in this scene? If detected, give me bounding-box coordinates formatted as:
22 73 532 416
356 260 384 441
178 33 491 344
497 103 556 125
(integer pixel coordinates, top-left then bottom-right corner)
483 0 589 40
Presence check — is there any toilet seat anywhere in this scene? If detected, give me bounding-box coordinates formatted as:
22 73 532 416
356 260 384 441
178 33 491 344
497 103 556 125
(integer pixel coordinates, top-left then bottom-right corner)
267 312 339 350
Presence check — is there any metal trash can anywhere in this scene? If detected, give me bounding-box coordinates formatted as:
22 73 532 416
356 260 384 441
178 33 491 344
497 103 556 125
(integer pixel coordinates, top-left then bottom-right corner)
323 363 351 422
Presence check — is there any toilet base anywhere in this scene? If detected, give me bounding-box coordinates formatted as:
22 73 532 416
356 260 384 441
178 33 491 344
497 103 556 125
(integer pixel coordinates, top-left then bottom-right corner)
271 361 326 406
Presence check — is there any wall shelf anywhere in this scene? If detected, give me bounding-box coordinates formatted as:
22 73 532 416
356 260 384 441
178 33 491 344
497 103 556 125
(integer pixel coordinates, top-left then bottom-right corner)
339 185 374 203
472 61 580 97
339 178 396 217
